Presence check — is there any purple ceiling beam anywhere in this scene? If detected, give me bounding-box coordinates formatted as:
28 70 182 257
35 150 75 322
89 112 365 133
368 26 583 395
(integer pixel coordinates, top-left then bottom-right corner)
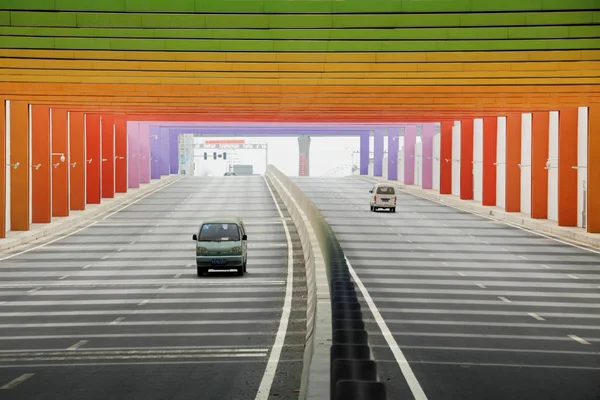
150 126 162 180
360 133 370 176
373 129 385 177
138 123 151 184
387 128 400 181
127 121 140 189
159 127 171 176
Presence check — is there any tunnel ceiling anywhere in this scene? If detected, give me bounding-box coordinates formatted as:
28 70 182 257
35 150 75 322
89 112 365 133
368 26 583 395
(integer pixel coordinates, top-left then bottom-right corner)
0 1 598 122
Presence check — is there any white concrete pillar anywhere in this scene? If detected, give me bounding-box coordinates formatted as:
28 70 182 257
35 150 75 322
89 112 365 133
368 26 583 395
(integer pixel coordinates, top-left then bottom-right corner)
496 117 506 209
414 141 422 187
451 121 461 196
398 146 404 183
28 105 33 225
5 100 10 233
473 118 484 202
577 107 589 228
432 133 440 191
548 111 559 221
520 113 532 215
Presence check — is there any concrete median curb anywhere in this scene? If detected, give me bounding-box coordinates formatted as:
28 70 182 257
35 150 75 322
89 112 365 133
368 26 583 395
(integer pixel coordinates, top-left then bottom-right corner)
357 175 600 249
0 175 183 254
265 168 331 400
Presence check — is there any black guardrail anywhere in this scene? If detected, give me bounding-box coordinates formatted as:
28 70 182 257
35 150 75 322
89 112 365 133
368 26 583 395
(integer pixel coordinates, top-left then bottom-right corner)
319 222 387 400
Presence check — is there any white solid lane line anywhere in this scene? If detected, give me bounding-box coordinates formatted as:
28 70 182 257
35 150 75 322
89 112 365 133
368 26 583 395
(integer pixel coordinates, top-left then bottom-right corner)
254 177 294 400
0 373 35 390
347 257 428 400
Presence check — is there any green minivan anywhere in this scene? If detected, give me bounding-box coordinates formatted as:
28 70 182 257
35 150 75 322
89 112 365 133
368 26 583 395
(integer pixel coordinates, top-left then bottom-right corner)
192 216 248 277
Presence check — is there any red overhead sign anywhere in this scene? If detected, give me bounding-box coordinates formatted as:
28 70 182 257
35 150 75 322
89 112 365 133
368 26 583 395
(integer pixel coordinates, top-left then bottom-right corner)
204 139 245 144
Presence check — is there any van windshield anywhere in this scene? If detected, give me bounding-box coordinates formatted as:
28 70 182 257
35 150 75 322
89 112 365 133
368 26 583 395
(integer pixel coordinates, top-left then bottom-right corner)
198 223 240 241
376 186 395 194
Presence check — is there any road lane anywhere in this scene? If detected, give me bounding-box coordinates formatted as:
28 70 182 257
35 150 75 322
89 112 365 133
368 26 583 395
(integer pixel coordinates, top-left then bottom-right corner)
0 176 306 400
293 176 600 400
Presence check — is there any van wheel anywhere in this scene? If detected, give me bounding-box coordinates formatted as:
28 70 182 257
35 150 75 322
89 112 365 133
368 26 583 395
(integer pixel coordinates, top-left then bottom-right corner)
237 266 244 276
197 266 207 277
243 259 247 273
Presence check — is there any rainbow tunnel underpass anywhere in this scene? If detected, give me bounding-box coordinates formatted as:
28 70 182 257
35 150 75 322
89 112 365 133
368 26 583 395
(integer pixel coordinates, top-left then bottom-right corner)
0 1 599 399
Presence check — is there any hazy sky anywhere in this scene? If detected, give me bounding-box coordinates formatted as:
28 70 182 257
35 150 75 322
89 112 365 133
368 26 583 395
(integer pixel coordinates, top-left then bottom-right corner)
193 135 416 177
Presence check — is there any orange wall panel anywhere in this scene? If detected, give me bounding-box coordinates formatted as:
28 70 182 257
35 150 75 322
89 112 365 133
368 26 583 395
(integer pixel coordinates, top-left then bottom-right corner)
85 114 101 204
114 117 128 193
505 113 521 212
588 105 600 233
0 100 6 237
439 120 453 195
460 119 474 200
69 112 86 210
101 115 115 199
558 108 579 227
531 112 550 219
10 101 30 231
31 105 51 223
51 108 69 217
481 117 497 206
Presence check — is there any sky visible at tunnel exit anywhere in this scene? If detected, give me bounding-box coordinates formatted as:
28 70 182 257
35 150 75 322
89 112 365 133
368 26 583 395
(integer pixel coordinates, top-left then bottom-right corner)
195 135 416 177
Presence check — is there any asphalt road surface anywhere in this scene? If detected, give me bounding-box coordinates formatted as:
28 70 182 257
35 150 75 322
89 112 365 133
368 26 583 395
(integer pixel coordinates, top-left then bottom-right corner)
293 176 600 400
0 176 306 400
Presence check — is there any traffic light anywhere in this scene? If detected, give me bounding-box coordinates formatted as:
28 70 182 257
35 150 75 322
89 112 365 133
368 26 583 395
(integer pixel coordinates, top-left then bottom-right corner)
213 152 217 160
203 152 207 160
223 152 227 160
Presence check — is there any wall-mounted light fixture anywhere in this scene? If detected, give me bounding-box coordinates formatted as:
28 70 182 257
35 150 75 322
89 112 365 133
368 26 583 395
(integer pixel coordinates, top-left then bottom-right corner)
6 162 20 169
102 158 108 162
51 153 66 163
545 158 558 170
31 164 41 170
52 162 60 169
517 164 531 169
70 161 77 168
86 158 93 164
493 162 506 166
115 156 125 160
571 165 587 170
445 158 459 163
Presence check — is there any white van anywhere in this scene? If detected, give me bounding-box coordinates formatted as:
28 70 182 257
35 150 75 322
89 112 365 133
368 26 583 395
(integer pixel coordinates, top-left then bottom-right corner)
369 183 397 212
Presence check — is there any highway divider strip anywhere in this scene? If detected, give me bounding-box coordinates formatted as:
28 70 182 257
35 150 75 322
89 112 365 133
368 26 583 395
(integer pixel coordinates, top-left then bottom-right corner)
266 167 388 400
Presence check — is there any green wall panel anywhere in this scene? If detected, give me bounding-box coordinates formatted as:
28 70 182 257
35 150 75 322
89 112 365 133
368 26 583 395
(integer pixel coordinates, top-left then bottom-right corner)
0 12 10 26
402 0 472 13
333 1 403 13
197 1 265 13
1 35 598 52
56 0 126 11
269 15 333 29
10 11 76 27
76 13 143 28
109 38 167 50
0 0 598 13
205 15 270 29
525 11 596 25
0 0 55 11
54 37 112 50
0 36 55 48
141 14 206 29
5 10 595 30
0 25 597 41
125 0 195 12
264 1 333 13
